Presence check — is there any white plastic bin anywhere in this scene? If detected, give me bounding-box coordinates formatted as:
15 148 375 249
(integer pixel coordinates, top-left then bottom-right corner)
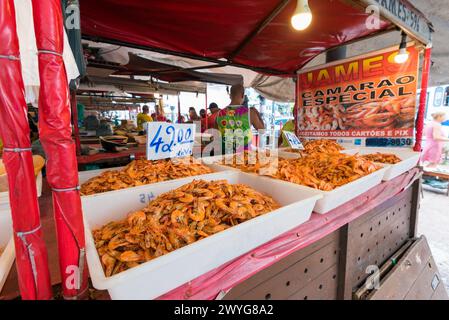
82 171 322 300
342 147 420 181
0 209 15 293
239 167 387 214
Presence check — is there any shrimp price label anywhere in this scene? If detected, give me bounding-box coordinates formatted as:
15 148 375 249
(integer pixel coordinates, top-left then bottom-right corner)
146 122 196 160
283 131 304 150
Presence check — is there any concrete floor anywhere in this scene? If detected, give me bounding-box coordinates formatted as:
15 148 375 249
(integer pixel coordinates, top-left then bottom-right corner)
418 188 449 293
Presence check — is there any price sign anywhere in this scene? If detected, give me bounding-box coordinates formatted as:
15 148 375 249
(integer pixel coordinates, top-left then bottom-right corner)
146 122 195 160
283 131 304 150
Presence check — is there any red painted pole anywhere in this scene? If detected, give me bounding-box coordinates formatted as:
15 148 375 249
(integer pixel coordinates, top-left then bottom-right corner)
294 75 299 137
205 87 209 130
414 45 432 152
32 0 88 299
0 0 52 300
177 94 182 122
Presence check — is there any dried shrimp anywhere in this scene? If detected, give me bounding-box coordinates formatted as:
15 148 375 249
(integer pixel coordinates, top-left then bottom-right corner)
94 179 280 276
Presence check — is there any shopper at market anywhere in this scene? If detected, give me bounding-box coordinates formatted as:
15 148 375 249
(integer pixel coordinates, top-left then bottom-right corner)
136 105 153 130
199 109 206 119
422 111 449 168
215 84 265 152
201 102 220 132
151 104 169 122
188 107 201 122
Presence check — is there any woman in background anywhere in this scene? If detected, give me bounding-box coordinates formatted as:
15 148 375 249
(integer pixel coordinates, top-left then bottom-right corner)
422 111 449 168
188 107 201 122
151 104 168 122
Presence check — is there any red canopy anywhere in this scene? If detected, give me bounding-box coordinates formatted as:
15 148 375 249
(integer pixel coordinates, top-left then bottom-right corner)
80 0 392 75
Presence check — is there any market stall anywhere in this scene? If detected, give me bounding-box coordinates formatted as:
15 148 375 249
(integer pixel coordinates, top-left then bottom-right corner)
1 0 447 301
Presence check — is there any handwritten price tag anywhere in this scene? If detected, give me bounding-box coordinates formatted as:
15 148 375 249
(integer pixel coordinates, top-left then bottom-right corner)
146 122 195 160
283 131 304 150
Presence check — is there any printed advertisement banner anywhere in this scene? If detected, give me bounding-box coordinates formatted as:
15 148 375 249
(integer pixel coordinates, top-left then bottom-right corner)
297 46 419 143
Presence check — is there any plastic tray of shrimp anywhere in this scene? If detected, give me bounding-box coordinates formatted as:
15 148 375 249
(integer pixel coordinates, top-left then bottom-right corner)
341 147 420 181
202 151 387 214
0 209 15 293
78 157 231 197
82 170 322 300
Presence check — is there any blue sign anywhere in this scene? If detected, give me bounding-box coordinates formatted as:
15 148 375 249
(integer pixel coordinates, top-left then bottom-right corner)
146 122 195 160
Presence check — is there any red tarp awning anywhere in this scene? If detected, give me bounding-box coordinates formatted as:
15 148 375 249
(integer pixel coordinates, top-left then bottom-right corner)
79 0 392 75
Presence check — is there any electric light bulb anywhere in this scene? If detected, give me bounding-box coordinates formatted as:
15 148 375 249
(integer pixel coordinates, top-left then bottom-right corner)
291 0 312 31
394 48 409 64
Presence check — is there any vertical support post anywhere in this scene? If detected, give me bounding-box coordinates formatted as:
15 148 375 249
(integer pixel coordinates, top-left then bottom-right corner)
71 92 81 156
205 85 209 130
0 0 52 300
177 94 181 122
32 0 88 299
409 177 422 238
337 224 351 300
414 45 433 152
293 75 299 137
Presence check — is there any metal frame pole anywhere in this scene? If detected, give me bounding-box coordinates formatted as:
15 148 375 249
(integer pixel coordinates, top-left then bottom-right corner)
414 45 432 152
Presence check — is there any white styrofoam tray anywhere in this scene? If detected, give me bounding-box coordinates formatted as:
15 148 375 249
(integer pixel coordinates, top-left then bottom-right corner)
252 166 387 214
201 150 301 174
0 209 15 293
203 153 386 214
0 172 42 211
82 171 322 300
341 147 420 181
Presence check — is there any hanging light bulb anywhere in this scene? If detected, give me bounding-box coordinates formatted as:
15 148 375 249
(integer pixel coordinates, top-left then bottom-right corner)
291 0 313 31
394 32 409 64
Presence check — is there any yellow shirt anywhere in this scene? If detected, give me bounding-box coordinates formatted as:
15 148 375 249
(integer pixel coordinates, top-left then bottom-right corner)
137 113 153 130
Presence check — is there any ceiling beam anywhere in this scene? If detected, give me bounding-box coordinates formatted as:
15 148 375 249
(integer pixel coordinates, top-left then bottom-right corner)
228 0 292 62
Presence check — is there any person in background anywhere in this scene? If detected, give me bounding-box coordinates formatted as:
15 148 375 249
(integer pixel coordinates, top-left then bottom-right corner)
152 104 169 122
188 107 201 122
177 115 186 123
421 111 449 169
201 102 220 132
200 109 206 119
215 84 265 152
136 105 153 130
278 119 295 147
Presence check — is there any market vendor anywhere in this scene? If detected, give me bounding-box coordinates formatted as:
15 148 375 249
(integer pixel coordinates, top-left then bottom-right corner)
136 105 153 130
215 84 265 153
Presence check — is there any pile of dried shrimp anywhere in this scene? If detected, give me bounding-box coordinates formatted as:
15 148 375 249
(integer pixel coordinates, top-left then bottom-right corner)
80 158 213 195
94 179 280 276
217 150 278 175
361 153 402 164
302 139 344 155
273 153 381 191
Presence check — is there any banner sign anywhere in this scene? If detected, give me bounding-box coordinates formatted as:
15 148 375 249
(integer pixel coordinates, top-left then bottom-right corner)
146 122 195 160
297 46 419 143
283 131 304 150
